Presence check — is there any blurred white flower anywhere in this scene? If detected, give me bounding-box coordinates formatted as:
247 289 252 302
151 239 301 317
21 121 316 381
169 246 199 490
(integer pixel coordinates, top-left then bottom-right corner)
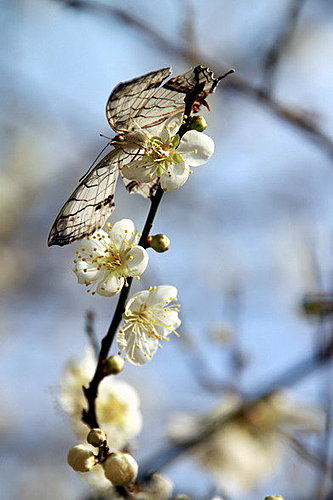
169 392 324 496
59 348 142 450
122 114 214 191
117 285 181 365
73 219 148 297
135 473 173 500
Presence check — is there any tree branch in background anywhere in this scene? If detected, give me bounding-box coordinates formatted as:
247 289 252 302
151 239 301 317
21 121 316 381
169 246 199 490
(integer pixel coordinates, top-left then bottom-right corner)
138 335 333 478
85 310 99 358
54 0 333 161
261 0 308 93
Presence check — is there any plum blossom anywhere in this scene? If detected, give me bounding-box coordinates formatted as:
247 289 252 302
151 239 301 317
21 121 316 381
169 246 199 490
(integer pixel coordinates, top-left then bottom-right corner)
73 219 148 297
59 348 142 451
117 285 181 365
121 114 214 191
169 392 324 496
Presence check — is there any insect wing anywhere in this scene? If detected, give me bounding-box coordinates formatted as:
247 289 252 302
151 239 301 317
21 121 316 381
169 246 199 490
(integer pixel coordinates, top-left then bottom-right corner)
48 149 123 246
106 67 172 132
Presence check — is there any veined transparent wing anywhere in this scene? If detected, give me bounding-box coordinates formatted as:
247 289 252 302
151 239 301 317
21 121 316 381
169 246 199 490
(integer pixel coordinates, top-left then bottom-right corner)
47 147 143 246
106 65 221 135
106 67 173 132
120 65 223 197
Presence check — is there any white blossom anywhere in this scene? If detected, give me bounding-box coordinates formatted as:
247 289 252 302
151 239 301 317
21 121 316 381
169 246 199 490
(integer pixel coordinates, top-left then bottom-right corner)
117 285 181 365
59 348 142 451
73 219 148 297
121 114 214 191
169 392 324 496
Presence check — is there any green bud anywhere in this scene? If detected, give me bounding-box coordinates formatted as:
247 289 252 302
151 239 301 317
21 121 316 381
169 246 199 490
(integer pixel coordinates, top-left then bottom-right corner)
189 115 207 132
147 234 170 253
103 355 125 375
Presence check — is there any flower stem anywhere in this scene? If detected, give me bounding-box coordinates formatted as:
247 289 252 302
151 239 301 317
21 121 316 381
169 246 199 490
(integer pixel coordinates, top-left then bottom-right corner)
82 69 206 429
82 185 164 429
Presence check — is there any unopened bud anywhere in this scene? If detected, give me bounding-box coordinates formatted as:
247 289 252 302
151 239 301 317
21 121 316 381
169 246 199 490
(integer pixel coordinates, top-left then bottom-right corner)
147 234 170 253
104 355 125 375
265 496 285 500
189 115 207 132
67 444 96 472
87 428 107 447
103 452 138 485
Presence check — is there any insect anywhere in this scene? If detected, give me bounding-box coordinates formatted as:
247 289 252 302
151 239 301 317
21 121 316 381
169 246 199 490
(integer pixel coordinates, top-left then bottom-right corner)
48 65 229 247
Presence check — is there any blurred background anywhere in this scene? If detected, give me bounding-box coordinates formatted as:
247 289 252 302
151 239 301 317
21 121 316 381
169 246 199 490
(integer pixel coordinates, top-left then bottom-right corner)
1 0 333 498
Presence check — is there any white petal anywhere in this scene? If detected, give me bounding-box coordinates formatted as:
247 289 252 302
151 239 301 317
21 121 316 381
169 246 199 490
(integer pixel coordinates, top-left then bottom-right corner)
127 246 149 275
81 230 110 253
149 113 183 141
121 158 154 183
160 161 189 190
125 290 150 314
154 311 181 338
110 219 137 247
96 274 124 296
146 285 178 307
119 330 159 366
178 130 214 167
74 261 102 284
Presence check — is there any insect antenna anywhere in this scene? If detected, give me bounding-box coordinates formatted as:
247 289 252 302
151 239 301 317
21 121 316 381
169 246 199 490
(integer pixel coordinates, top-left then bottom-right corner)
78 140 111 182
218 68 235 81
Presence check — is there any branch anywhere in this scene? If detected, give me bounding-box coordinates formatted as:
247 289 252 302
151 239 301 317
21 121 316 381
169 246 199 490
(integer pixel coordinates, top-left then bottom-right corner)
138 336 333 478
81 73 203 430
54 0 333 161
82 185 164 429
261 0 308 93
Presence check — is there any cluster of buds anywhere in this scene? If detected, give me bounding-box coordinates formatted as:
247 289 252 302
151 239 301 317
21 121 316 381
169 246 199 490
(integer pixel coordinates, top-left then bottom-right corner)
67 427 138 486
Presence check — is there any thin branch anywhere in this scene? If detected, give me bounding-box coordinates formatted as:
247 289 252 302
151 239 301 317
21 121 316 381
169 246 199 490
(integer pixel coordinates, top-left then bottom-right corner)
138 335 333 478
84 310 99 358
81 72 206 430
289 435 333 478
261 0 308 93
81 185 164 429
54 0 333 161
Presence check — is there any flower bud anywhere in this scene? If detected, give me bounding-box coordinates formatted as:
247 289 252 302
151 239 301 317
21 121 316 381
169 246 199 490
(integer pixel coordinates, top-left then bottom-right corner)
265 496 285 500
103 452 138 485
189 115 207 132
67 444 96 472
87 428 107 447
103 355 125 375
147 234 170 253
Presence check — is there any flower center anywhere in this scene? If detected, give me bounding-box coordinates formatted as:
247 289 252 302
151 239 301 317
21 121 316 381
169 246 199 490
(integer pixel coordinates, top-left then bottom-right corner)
95 248 126 273
124 302 179 341
143 136 183 177
97 394 128 427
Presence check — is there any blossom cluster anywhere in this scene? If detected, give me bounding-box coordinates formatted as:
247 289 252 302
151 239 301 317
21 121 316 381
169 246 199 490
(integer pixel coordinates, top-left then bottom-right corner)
62 93 215 494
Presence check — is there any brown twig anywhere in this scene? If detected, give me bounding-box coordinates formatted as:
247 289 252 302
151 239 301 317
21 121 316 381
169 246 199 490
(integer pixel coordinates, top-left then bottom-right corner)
81 72 209 430
261 0 308 93
138 335 333 479
54 0 333 161
81 185 164 429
